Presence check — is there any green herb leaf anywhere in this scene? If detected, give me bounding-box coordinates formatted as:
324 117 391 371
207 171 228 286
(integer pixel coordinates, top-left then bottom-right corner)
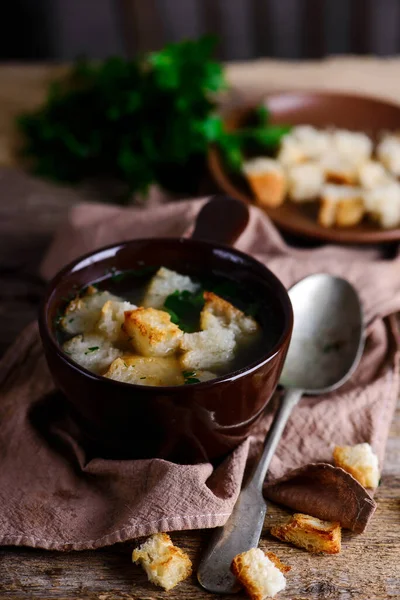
163 289 205 333
184 377 201 385
255 104 270 125
85 346 99 354
183 370 201 385
140 376 146 380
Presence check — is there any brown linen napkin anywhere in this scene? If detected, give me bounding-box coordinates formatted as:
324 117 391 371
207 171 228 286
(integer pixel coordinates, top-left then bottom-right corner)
0 197 399 550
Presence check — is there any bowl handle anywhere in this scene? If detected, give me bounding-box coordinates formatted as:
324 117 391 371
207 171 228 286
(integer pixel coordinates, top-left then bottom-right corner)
191 195 250 246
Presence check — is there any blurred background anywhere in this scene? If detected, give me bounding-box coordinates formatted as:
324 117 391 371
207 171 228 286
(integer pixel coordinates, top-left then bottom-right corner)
2 0 400 62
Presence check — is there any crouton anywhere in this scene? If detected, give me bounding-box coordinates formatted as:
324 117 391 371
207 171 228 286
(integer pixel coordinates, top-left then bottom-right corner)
277 136 306 167
377 134 400 176
60 286 120 335
200 291 259 341
287 162 324 202
179 327 236 371
270 513 341 554
123 307 183 357
242 158 286 208
320 152 359 185
358 160 392 190
231 548 287 600
318 184 364 228
364 182 400 228
132 533 192 591
143 267 199 309
104 355 184 386
95 299 137 342
291 125 332 159
331 129 372 165
333 443 380 488
63 333 122 375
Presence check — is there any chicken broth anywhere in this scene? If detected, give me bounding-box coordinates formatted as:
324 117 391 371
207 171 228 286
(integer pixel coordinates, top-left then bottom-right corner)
58 266 281 386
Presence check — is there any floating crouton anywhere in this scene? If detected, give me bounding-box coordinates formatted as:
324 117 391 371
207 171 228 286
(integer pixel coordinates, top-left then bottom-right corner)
242 158 286 208
333 443 380 488
231 548 288 600
104 355 184 386
200 291 259 341
95 299 137 342
377 134 400 176
318 184 364 228
179 327 236 371
123 307 183 357
270 513 341 554
320 152 359 185
364 182 400 228
358 160 392 190
331 129 372 165
287 162 324 202
60 286 120 335
132 533 192 591
143 267 199 309
62 333 122 375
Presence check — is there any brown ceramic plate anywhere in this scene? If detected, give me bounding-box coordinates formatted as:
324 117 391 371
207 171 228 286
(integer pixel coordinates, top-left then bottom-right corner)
208 91 400 244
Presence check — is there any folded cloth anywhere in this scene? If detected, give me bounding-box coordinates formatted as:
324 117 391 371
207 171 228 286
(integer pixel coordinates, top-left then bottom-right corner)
0 196 399 550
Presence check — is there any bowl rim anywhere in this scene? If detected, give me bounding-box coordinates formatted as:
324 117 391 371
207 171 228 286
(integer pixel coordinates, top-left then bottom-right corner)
39 236 293 392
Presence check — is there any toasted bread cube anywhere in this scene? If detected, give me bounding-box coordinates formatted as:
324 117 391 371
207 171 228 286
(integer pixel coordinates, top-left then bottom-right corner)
320 152 359 185
123 307 183 357
104 355 184 386
364 182 400 228
60 286 121 335
319 184 364 227
63 333 122 375
333 443 379 488
143 267 199 309
277 136 305 167
358 160 392 190
277 126 331 168
287 162 324 202
332 129 372 165
95 299 136 342
231 548 287 600
377 134 400 176
200 292 259 341
132 533 192 591
179 327 236 371
242 158 286 207
271 513 341 554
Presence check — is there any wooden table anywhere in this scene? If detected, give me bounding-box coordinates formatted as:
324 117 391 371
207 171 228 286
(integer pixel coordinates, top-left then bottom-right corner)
0 61 399 600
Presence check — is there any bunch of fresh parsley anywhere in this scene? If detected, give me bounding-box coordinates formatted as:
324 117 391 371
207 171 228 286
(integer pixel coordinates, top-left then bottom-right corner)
17 36 290 202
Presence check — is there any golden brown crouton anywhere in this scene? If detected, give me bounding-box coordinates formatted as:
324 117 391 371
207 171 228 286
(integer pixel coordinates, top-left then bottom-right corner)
103 355 184 386
321 153 359 185
318 184 364 228
95 299 137 342
123 307 183 357
270 513 341 554
60 287 120 335
132 533 192 591
231 548 288 599
243 158 287 208
333 443 380 488
200 291 259 340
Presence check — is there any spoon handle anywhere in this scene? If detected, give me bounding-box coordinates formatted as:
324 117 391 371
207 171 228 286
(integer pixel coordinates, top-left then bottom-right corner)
250 388 303 491
197 388 303 594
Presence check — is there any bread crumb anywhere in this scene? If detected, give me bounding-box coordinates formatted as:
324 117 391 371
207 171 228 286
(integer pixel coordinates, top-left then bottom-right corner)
271 513 341 554
333 442 380 488
132 533 192 591
231 548 288 599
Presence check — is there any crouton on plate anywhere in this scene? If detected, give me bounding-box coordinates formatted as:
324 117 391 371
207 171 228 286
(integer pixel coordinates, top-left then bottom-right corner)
331 129 372 165
231 548 288 600
320 153 359 185
95 299 137 342
319 184 364 228
143 267 199 309
287 162 324 202
270 513 341 554
358 160 392 190
60 286 120 335
333 443 380 488
377 134 400 176
242 158 286 208
104 355 184 386
63 333 122 375
132 533 192 591
200 291 259 340
364 182 400 228
123 307 183 357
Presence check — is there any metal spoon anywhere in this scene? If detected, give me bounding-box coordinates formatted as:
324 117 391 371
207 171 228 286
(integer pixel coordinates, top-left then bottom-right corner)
197 273 364 594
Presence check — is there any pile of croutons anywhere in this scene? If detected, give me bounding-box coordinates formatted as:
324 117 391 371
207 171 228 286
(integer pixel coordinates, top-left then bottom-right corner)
61 267 259 386
132 442 380 600
243 125 400 229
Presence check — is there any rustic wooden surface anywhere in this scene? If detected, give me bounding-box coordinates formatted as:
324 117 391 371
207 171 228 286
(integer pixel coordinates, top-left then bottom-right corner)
0 62 399 600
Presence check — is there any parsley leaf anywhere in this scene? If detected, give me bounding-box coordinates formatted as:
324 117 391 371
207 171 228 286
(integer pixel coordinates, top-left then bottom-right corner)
85 346 99 354
163 290 205 333
183 370 201 385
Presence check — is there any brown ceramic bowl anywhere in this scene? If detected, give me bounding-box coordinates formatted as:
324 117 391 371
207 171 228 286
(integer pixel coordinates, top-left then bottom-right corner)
209 91 400 244
39 197 293 464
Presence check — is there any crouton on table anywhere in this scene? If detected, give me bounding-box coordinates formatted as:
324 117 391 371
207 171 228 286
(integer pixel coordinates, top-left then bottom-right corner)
242 158 287 208
271 513 341 554
123 307 183 357
132 533 192 591
333 443 380 488
231 548 288 600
